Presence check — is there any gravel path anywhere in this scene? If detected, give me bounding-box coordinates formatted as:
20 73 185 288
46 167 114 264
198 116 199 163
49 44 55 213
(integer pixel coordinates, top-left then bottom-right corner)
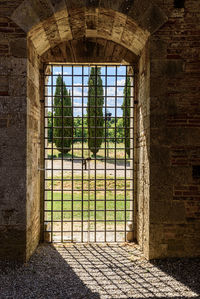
1 243 200 299
46 159 131 177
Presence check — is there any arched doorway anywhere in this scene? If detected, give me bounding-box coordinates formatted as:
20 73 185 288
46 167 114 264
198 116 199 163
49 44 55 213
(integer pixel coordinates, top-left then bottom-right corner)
2 0 168 261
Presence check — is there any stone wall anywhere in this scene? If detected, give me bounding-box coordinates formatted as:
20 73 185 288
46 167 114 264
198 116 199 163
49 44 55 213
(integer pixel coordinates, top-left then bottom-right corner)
149 0 200 258
0 17 27 260
136 42 150 258
0 16 42 261
26 40 42 260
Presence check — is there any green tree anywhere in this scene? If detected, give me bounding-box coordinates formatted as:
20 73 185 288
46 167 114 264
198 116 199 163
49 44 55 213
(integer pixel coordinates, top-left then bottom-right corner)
107 118 124 144
74 116 87 143
54 75 73 154
116 118 124 143
87 67 104 155
47 111 53 143
122 76 131 156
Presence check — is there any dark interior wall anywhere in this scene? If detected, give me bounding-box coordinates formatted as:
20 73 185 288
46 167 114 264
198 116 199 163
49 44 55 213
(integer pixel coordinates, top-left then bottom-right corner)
0 17 27 261
149 0 200 258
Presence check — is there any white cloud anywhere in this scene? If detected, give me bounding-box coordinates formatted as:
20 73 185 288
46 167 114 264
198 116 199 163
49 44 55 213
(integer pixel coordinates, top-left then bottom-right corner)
117 79 125 86
105 86 124 97
74 101 83 107
74 108 82 115
73 87 88 97
54 71 70 75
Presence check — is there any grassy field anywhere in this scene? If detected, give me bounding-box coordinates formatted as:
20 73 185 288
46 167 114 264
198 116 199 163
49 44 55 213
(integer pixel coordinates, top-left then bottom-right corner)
45 143 132 225
45 175 132 222
46 174 130 190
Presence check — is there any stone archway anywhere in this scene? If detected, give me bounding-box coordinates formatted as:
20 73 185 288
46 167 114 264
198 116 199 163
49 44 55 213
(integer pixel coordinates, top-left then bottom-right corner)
11 0 167 55
1 0 170 261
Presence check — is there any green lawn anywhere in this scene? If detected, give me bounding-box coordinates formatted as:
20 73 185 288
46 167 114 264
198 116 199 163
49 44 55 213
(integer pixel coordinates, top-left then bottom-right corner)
45 192 131 221
45 175 132 222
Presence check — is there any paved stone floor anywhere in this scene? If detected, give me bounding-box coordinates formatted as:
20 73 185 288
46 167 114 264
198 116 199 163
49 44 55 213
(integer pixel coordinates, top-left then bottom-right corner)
0 243 200 298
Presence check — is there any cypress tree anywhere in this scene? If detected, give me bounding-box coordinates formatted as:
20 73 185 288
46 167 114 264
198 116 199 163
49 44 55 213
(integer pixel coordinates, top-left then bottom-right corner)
87 67 104 155
122 76 131 157
47 111 53 143
54 75 73 154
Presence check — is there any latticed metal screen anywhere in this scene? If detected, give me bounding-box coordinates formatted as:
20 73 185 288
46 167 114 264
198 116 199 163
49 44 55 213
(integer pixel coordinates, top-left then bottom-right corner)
43 64 134 243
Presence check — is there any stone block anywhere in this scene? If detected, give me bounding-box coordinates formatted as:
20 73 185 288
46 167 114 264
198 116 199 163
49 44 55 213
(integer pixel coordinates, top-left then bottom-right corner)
150 165 173 186
11 0 40 32
27 78 39 108
151 59 185 78
150 185 173 202
150 96 178 116
10 57 27 76
150 201 186 224
85 0 100 8
49 0 66 13
150 77 167 96
0 76 9 95
150 113 167 128
0 57 27 76
99 0 124 11
151 127 189 146
9 76 27 96
139 3 168 34
184 237 200 256
150 37 167 59
0 226 26 262
168 239 185 253
150 145 170 166
188 128 200 145
10 38 27 58
128 0 150 23
65 0 85 10
171 166 193 185
30 0 54 22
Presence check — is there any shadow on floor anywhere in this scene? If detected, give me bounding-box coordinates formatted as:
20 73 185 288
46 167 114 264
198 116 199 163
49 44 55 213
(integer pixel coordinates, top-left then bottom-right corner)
0 244 100 299
57 243 200 298
0 243 200 298
151 257 200 298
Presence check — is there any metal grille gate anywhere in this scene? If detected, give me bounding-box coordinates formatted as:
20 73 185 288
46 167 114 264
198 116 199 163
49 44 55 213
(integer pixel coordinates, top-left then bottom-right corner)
43 64 134 243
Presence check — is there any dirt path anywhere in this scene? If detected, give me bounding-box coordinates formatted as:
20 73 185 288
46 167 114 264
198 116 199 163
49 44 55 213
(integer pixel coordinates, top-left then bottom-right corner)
46 159 132 177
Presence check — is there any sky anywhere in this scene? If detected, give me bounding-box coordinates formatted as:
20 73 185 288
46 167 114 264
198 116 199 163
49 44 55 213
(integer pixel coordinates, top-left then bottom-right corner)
46 65 131 117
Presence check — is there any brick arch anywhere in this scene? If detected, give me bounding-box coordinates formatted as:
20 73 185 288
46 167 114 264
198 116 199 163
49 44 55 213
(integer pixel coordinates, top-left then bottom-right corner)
11 0 167 58
41 37 138 63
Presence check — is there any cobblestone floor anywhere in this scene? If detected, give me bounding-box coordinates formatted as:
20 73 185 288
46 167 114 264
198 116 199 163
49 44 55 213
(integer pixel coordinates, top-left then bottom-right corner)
0 243 200 298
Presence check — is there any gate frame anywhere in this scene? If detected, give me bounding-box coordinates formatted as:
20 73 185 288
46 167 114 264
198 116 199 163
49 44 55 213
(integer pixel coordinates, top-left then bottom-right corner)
41 63 137 244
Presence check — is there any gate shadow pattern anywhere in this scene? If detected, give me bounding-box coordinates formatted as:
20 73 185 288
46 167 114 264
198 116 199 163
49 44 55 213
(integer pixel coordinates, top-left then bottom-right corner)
58 243 200 298
1 243 200 298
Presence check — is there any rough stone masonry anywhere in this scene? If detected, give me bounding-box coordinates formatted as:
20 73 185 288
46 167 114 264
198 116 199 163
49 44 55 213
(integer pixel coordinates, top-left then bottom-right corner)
0 0 200 262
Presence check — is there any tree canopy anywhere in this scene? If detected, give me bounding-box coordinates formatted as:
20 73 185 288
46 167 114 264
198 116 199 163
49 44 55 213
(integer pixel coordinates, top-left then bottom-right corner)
54 75 73 154
122 76 131 156
87 67 104 155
